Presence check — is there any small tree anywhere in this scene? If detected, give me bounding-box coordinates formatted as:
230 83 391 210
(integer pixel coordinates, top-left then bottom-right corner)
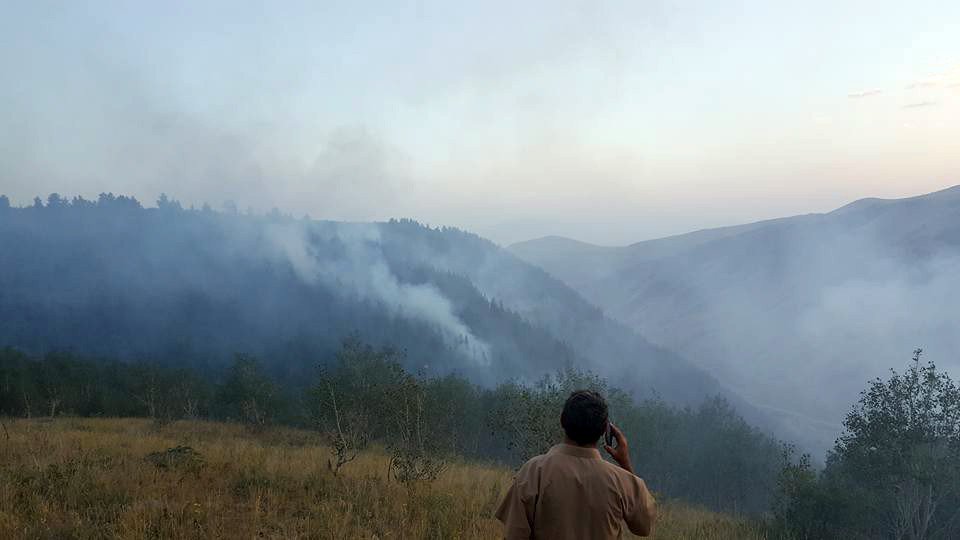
387 375 446 484
312 366 369 475
216 354 278 427
132 364 167 423
773 445 853 539
174 376 204 420
311 337 449 481
826 349 960 539
310 338 398 475
35 358 67 419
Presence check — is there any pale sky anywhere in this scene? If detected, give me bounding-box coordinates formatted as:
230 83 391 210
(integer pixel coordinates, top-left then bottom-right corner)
2 1 958 245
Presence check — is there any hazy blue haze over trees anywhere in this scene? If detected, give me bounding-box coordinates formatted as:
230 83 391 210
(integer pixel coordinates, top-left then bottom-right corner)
512 186 960 453
0 193 725 407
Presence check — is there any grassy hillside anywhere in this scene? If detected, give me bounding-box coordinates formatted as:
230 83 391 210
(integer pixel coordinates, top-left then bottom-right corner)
0 418 766 539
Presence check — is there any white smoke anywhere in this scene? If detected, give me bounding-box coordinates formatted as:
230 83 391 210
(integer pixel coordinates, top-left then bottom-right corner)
266 221 492 365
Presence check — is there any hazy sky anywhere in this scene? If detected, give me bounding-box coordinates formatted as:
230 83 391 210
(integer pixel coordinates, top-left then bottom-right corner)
2 1 958 245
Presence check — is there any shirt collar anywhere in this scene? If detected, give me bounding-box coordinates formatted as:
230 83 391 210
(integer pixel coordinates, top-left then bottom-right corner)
549 443 602 460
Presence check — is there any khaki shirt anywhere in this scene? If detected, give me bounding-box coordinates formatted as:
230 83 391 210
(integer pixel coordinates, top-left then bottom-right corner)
496 444 656 539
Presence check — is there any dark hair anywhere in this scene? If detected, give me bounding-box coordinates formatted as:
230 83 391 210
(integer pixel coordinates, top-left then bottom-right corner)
560 390 609 445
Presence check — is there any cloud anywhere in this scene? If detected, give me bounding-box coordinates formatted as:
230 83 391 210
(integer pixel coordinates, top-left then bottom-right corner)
847 89 882 99
902 101 937 109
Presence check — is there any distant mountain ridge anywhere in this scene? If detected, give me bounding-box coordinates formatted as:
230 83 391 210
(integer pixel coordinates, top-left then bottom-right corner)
510 185 960 452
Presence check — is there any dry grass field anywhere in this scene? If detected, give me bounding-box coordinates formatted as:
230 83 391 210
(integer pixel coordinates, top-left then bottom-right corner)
0 418 767 539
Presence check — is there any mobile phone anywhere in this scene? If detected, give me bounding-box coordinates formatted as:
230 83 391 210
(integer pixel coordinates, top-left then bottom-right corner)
604 422 616 448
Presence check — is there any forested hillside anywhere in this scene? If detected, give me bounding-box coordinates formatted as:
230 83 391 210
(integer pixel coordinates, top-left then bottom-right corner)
0 193 721 405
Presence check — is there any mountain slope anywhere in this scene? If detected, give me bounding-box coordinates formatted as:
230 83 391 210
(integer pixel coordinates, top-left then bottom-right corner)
511 185 960 451
0 194 725 406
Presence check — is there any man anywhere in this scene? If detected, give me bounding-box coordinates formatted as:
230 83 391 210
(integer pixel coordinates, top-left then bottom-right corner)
496 390 657 539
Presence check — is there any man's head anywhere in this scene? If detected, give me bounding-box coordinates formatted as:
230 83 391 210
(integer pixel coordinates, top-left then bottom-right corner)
560 390 609 446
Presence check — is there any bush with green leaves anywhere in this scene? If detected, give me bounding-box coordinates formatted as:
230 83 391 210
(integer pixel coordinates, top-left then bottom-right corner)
215 354 279 427
776 349 960 539
309 338 448 481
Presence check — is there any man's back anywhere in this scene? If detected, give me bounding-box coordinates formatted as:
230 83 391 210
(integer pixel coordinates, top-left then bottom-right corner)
496 444 656 539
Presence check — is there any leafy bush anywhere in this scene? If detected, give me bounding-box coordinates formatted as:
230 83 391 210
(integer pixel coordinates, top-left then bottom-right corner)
776 349 960 539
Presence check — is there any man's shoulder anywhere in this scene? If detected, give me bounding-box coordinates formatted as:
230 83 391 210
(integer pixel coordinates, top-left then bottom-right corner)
516 448 579 475
598 459 647 488
516 453 548 476
597 458 626 475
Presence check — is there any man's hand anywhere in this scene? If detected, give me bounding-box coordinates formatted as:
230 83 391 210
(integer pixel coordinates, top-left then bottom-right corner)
603 424 635 475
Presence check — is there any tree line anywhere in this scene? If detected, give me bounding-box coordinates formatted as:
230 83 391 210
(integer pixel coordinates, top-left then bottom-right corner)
3 342 955 536
0 340 784 515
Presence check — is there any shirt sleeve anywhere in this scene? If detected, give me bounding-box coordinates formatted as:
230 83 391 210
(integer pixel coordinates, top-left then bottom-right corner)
495 461 538 539
622 476 657 537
